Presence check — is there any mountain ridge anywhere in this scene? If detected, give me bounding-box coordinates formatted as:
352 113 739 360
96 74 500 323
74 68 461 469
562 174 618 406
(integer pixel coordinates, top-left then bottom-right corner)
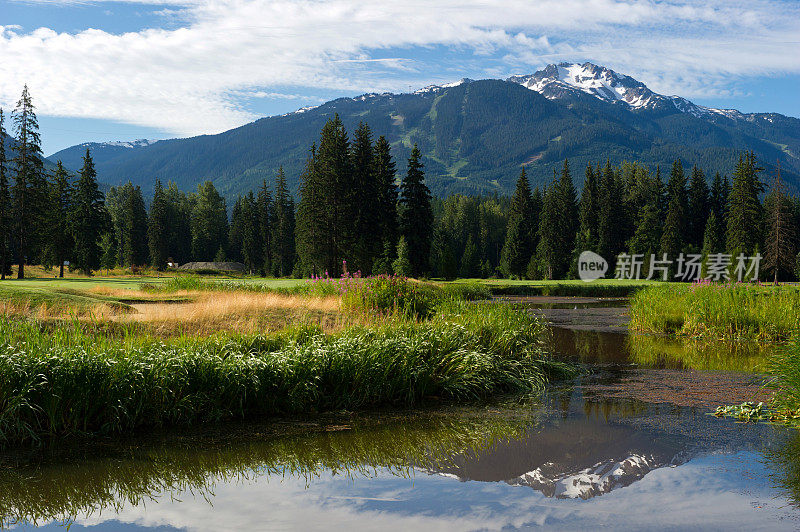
48 62 800 198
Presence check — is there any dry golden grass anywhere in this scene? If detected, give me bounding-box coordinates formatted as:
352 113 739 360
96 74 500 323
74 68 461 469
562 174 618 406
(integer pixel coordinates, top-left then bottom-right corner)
117 292 345 336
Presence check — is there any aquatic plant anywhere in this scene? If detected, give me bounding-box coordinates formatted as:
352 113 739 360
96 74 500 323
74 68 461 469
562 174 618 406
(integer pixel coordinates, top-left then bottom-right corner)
0 302 571 446
630 283 800 341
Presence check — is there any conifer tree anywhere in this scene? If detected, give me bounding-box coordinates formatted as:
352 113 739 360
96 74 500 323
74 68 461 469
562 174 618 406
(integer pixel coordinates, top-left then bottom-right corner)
554 159 578 277
257 180 273 274
710 172 730 222
122 183 149 267
530 186 542 252
271 168 296 276
575 163 599 253
701 210 724 277
351 123 381 273
47 161 74 277
296 146 326 275
11 85 46 279
460 234 480 278
535 177 558 279
660 160 688 265
228 196 245 263
0 110 10 280
726 152 764 257
316 115 354 275
166 182 192 264
70 149 109 275
392 236 412 277
148 180 170 270
190 181 228 261
597 161 626 268
764 166 795 283
500 167 534 278
687 165 709 250
374 136 398 264
398 145 433 277
240 191 263 273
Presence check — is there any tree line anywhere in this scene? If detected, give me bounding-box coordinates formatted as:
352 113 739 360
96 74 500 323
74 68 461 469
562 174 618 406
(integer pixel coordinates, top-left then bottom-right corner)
1 87 795 281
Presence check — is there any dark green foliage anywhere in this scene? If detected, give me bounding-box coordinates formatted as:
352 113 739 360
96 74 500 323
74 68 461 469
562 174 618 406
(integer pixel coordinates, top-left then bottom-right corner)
374 135 398 263
660 160 689 261
11 86 47 279
147 180 170 270
70 150 110 275
191 181 228 261
500 167 534 277
0 110 10 279
726 152 765 257
702 210 724 262
575 163 599 254
295 146 324 275
351 123 381 274
271 168 296 276
46 162 74 277
687 165 710 249
598 161 627 269
123 183 149 267
399 145 433 276
257 180 273 274
764 168 796 282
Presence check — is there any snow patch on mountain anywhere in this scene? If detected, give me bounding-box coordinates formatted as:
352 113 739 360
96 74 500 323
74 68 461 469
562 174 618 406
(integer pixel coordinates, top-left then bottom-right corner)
414 78 473 94
80 139 157 149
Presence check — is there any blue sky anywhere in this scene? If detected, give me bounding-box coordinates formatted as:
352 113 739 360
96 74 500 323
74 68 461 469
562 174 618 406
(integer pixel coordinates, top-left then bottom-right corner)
1 0 799 155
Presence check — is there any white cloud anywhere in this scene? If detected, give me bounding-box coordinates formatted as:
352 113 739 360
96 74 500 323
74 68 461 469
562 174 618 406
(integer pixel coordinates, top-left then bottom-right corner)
1 0 798 136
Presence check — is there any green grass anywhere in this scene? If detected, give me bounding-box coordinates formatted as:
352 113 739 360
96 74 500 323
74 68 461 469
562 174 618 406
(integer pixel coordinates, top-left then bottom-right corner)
0 301 573 446
630 283 800 341
0 285 133 314
454 278 660 297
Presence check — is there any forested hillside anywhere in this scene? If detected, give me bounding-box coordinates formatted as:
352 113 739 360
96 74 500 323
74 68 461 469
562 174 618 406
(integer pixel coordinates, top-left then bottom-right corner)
49 76 800 199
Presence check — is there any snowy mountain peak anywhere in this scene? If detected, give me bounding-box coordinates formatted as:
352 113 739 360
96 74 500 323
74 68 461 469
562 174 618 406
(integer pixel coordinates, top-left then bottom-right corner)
508 62 743 120
508 62 658 109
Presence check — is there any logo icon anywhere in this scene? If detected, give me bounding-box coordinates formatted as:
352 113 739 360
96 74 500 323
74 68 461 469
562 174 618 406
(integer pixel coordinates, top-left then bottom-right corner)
578 251 608 282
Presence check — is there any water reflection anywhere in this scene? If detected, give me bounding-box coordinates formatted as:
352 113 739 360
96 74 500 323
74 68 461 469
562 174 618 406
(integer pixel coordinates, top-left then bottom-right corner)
549 326 774 372
2 389 798 531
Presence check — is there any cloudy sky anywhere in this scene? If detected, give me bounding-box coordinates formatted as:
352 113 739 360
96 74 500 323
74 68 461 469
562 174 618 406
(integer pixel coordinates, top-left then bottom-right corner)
1 0 799 155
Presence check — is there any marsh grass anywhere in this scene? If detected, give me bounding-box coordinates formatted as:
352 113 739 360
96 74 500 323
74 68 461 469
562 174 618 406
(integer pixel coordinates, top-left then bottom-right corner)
0 301 571 445
630 283 800 341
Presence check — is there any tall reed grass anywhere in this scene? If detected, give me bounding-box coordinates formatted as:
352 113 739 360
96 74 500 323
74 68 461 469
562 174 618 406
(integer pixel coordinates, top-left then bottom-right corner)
630 283 800 341
0 301 570 446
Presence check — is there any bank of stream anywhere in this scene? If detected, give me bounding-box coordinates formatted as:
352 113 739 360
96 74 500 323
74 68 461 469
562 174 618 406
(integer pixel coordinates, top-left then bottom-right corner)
2 296 798 530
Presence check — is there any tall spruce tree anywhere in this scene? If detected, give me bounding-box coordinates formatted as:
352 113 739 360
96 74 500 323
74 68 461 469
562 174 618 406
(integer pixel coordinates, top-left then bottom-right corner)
398 145 433 277
553 159 578 277
687 165 710 250
575 163 600 254
296 145 326 275
726 152 764 258
70 149 109 275
47 161 74 277
257 180 273 274
122 183 149 267
660 160 688 265
597 161 625 268
228 196 245 263
535 178 558 279
374 136 398 264
0 109 10 280
166 182 192 264
148 180 170 270
316 115 354 275
271 168 296 276
763 166 795 283
500 167 534 278
351 123 381 274
190 181 228 261
240 191 263 273
11 85 46 279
